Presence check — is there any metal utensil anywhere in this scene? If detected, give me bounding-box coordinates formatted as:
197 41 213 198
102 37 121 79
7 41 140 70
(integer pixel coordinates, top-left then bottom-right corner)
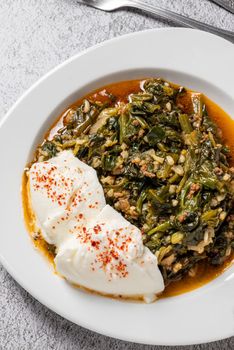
77 0 234 42
210 0 234 14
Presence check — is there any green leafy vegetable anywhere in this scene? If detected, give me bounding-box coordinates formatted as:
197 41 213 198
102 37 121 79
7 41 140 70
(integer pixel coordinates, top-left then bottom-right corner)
35 78 234 285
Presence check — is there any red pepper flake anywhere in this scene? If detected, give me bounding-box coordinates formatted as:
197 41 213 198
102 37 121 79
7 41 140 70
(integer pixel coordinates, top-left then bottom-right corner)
93 224 102 234
116 261 128 278
110 249 119 260
91 240 100 249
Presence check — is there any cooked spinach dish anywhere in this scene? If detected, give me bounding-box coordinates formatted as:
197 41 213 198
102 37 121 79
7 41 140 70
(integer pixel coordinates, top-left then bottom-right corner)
36 79 234 286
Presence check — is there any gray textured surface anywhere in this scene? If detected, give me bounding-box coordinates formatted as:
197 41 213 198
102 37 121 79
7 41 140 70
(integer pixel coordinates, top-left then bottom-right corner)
0 0 234 349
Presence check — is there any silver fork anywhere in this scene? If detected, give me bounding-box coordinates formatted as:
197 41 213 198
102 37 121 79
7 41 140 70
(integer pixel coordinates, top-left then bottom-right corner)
77 0 234 42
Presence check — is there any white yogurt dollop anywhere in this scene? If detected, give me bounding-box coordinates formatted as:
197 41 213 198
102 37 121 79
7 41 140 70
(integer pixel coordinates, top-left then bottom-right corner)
28 150 106 246
28 150 165 302
55 204 164 301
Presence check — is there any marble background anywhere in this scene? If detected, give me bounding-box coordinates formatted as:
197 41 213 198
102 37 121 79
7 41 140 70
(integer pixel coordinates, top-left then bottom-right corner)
0 0 234 349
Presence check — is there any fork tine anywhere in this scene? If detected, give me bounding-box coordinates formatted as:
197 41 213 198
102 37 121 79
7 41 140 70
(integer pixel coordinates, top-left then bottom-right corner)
77 0 99 9
77 0 95 6
76 0 123 11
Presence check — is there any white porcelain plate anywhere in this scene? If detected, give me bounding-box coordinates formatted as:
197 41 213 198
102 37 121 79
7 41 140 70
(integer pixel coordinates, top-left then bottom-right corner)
0 28 234 346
